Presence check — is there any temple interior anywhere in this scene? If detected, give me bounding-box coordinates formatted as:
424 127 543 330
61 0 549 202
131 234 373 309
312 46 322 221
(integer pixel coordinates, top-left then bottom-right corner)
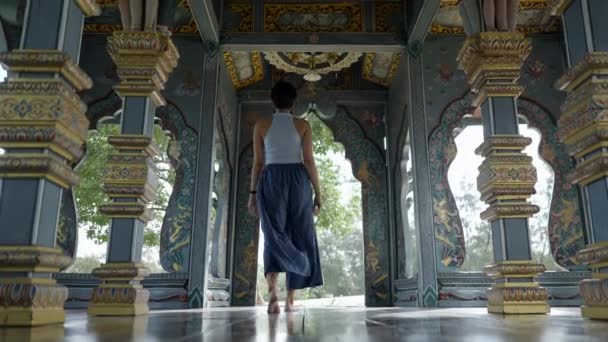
1 0 608 341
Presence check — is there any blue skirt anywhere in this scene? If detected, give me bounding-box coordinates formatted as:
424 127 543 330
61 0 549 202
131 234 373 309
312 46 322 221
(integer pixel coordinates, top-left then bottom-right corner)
257 163 323 290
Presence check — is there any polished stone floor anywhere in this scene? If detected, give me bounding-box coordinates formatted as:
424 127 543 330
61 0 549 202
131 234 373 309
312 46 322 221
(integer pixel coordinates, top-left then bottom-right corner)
1 306 607 342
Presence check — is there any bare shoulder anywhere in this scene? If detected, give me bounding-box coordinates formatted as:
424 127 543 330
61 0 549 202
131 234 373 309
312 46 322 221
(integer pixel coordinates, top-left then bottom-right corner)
254 116 272 134
293 117 311 133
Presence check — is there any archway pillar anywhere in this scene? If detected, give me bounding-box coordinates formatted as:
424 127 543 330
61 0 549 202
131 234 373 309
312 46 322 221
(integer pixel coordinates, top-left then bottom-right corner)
87 30 179 316
458 32 549 314
0 0 99 326
551 0 608 320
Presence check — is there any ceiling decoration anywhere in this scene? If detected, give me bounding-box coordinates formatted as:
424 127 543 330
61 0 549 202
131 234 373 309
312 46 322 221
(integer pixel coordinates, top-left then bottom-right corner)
223 51 264 89
374 1 402 33
362 53 401 87
84 0 197 34
263 3 363 32
224 2 254 32
431 0 561 34
263 52 362 82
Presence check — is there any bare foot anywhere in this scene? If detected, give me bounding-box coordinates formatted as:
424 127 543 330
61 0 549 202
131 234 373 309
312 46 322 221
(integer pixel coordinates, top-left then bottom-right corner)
267 295 280 314
266 273 280 314
285 289 298 312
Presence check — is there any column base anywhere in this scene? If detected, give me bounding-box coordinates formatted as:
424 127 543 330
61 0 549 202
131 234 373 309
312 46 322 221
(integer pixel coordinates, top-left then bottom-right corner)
487 284 550 314
0 282 68 326
88 262 151 316
88 286 150 316
579 277 608 320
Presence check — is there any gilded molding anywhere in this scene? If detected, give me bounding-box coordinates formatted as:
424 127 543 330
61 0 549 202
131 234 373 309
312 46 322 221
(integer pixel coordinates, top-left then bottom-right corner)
75 0 102 17
107 31 180 106
475 135 532 155
457 32 531 105
88 262 151 316
100 202 152 222
264 3 363 32
107 134 159 157
487 285 550 314
0 50 93 91
577 242 608 267
485 261 547 278
0 246 71 273
227 3 254 32
580 278 608 319
374 2 401 32
0 283 68 326
555 52 608 93
223 52 264 89
0 246 69 325
568 153 608 186
0 154 80 189
480 203 540 221
441 0 549 9
361 53 401 87
92 262 151 280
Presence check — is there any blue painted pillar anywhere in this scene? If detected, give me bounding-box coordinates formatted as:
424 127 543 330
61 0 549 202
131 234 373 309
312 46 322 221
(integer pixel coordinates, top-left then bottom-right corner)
87 30 179 316
0 0 100 326
187 54 220 308
457 32 550 314
405 53 439 307
551 0 608 320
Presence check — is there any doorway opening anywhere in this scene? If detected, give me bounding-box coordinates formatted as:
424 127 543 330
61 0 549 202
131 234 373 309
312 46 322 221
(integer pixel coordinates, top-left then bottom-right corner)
255 113 365 307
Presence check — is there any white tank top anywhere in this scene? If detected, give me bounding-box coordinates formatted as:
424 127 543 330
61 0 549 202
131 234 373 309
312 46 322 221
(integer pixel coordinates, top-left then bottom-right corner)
264 112 303 165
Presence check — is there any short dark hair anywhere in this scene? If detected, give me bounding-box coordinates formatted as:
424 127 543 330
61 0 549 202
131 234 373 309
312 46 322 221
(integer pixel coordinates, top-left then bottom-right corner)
271 81 297 109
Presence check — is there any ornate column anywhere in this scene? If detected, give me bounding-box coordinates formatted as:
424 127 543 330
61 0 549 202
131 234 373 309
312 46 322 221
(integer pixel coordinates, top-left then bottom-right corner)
87 31 178 316
457 32 550 314
0 0 99 326
550 0 608 320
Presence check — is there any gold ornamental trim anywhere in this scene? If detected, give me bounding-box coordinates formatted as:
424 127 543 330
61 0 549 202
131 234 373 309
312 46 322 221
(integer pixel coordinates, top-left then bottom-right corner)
75 0 102 17
475 135 532 156
264 3 363 32
480 203 540 221
92 262 151 281
0 50 93 91
485 261 547 279
100 202 152 222
555 52 608 93
569 153 608 185
107 134 159 157
362 53 401 87
580 278 608 313
0 154 80 189
440 0 549 9
223 52 264 89
487 286 549 314
457 32 531 103
227 3 254 32
577 242 608 266
107 31 180 106
0 246 71 273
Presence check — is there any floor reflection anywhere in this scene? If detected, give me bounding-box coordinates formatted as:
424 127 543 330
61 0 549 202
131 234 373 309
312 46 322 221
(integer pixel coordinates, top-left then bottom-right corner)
0 307 606 342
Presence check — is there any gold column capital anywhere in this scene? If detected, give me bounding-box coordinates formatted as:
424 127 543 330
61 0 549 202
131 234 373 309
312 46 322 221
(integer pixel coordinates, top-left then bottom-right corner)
555 52 608 93
107 31 180 106
0 49 93 91
457 32 532 106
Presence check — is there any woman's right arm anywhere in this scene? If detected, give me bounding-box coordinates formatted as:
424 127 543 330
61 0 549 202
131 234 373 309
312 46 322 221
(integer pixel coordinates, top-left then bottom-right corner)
301 122 322 210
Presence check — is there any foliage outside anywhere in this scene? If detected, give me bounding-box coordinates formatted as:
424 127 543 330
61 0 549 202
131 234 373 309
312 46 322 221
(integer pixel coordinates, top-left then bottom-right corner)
257 115 365 302
66 123 174 273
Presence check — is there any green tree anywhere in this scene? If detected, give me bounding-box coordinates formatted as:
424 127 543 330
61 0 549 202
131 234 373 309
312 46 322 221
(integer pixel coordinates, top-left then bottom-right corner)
74 123 174 248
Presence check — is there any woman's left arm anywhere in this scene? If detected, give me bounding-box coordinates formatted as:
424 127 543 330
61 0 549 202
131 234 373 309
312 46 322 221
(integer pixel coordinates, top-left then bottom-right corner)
248 122 264 216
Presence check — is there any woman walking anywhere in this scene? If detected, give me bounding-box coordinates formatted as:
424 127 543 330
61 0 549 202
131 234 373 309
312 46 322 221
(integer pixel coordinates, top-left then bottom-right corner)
248 81 323 314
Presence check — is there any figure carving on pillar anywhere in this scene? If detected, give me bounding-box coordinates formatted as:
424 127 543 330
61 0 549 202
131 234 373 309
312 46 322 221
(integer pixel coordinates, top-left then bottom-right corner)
483 0 519 32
